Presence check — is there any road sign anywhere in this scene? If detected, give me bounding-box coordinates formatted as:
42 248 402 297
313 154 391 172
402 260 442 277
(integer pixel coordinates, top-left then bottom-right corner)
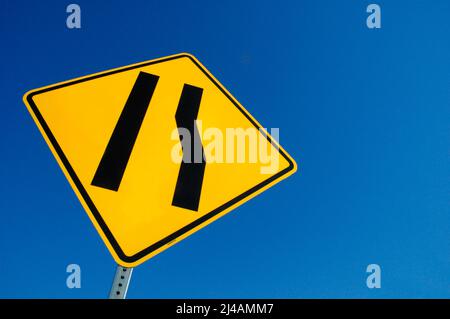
24 53 297 267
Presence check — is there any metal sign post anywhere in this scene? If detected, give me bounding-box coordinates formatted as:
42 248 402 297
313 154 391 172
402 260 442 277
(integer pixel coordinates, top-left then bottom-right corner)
109 265 133 299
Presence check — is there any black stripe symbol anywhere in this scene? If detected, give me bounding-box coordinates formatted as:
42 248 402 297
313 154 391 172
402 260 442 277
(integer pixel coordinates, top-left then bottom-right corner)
171 84 206 211
91 72 159 191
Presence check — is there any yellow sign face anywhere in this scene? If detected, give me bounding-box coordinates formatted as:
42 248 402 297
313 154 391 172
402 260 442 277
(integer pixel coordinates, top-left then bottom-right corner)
24 53 297 267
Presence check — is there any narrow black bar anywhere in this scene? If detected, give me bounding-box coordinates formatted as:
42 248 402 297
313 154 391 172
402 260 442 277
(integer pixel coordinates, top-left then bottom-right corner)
2 299 444 316
91 72 159 191
172 84 206 211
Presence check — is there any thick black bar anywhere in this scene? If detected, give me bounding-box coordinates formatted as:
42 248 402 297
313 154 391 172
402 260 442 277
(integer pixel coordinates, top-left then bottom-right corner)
1 299 446 317
172 84 206 211
92 72 159 191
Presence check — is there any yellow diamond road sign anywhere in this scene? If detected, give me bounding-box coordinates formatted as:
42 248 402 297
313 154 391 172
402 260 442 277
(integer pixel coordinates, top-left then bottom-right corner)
24 53 297 267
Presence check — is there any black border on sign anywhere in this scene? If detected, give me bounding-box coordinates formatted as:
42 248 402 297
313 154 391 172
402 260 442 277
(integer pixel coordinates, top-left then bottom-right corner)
25 54 295 264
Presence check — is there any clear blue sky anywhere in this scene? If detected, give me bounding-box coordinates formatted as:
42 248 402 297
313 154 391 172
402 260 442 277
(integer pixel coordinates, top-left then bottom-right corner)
0 0 449 298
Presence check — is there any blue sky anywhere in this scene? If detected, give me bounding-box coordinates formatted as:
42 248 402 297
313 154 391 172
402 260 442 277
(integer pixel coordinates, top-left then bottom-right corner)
0 0 449 298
